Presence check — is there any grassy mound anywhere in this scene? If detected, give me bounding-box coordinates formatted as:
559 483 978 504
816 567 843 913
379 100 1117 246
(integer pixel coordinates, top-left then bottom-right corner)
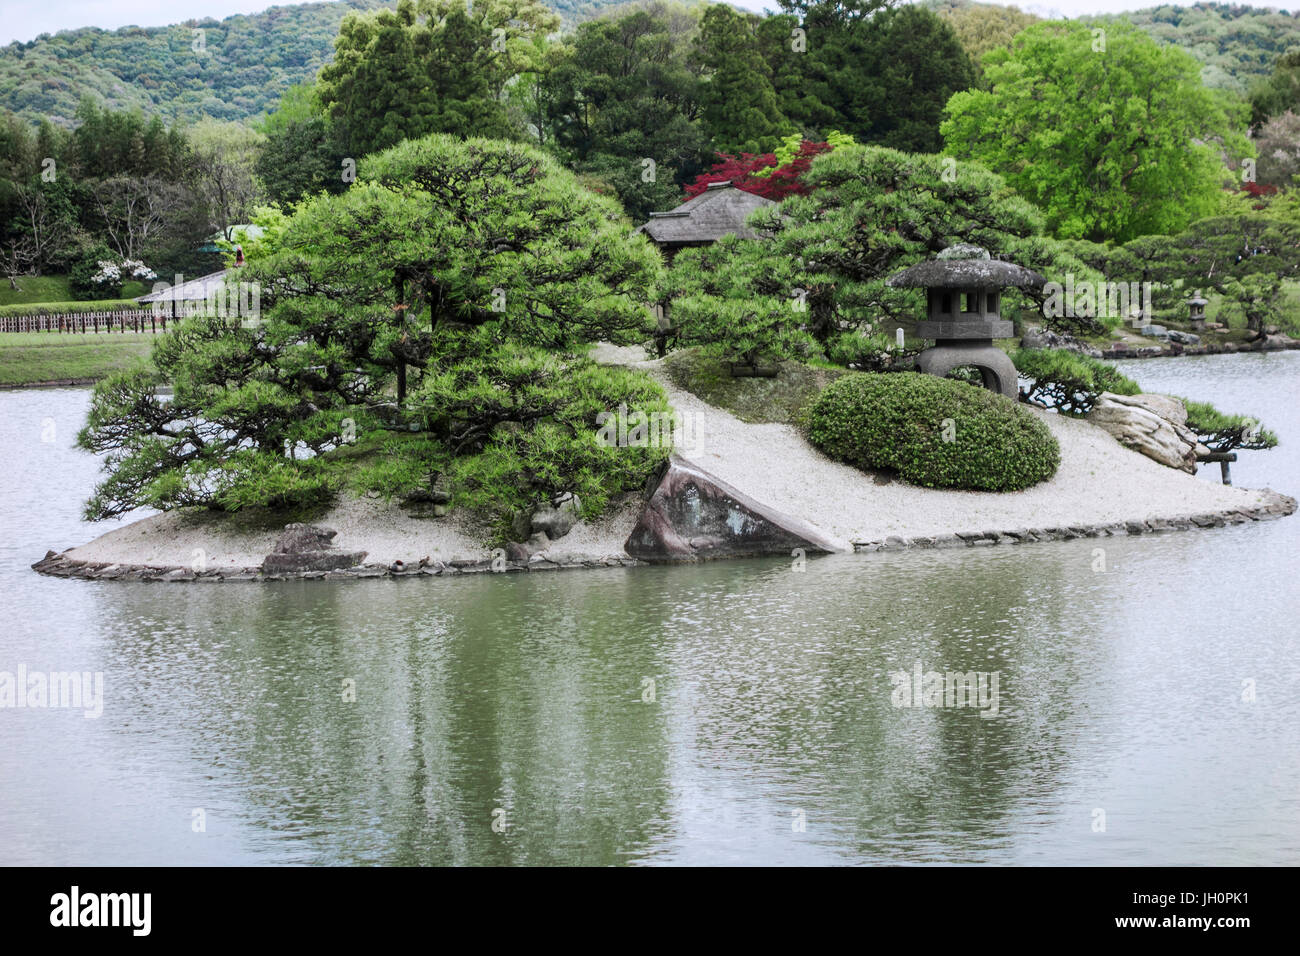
662 348 847 425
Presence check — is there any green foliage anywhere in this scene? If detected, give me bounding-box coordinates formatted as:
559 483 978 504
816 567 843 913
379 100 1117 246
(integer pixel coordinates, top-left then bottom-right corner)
696 5 793 154
1251 48 1300 125
543 3 714 222
823 330 919 371
1153 214 1300 328
68 243 125 299
1180 397 1279 452
427 350 670 529
1094 4 1300 97
254 84 349 205
806 371 1060 491
661 144 1108 357
928 0 1040 68
790 3 978 152
79 134 666 528
664 235 820 369
318 0 560 155
942 20 1251 243
1011 348 1140 415
1218 273 1285 333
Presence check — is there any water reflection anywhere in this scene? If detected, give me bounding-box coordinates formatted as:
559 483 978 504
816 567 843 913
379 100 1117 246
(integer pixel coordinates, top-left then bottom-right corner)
2 359 1299 865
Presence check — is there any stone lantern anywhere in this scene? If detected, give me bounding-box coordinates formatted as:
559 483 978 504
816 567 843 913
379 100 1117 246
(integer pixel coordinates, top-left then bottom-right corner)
886 244 1045 399
1187 290 1208 332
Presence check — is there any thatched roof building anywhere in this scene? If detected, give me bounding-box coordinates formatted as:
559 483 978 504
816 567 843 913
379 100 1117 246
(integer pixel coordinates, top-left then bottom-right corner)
636 182 777 252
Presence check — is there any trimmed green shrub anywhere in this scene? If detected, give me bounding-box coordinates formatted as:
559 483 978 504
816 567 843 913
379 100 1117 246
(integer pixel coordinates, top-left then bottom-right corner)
1011 348 1139 415
807 372 1060 491
0 299 144 317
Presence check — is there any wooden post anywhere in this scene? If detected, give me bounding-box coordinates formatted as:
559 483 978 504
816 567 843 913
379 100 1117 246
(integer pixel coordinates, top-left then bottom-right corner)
1196 451 1237 486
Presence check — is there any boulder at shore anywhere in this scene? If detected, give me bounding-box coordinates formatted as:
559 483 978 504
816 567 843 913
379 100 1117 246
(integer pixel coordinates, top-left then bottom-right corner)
1085 392 1208 473
261 523 367 573
625 456 840 562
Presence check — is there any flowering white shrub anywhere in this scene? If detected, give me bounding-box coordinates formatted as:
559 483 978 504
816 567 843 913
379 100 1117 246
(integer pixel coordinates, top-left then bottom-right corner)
122 259 157 281
89 258 157 289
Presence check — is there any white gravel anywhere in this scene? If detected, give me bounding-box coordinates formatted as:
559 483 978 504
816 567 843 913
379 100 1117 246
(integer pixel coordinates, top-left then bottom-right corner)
63 349 1281 567
643 361 1274 549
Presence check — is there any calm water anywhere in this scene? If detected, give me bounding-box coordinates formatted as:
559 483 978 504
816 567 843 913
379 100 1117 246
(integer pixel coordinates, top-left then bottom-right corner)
1 352 1298 865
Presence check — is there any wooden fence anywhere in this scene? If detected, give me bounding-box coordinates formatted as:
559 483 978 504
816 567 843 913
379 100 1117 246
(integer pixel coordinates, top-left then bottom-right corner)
0 310 172 334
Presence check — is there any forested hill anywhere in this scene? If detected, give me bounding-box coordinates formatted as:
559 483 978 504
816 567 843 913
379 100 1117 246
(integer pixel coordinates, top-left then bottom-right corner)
0 0 624 128
3 0 1300 128
1091 3 1300 94
0 1 392 127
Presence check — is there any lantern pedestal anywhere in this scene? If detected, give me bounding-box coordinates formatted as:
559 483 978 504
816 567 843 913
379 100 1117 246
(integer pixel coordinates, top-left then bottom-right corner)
916 342 1019 399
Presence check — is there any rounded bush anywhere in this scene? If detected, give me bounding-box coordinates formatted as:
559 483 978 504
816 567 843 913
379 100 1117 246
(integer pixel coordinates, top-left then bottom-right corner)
806 372 1060 491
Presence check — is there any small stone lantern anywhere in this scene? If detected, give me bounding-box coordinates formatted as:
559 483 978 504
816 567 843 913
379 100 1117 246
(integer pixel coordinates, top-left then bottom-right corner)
1187 290 1208 332
886 244 1045 399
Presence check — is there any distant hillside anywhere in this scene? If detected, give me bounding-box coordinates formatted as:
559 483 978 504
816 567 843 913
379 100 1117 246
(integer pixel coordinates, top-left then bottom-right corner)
930 2 1300 93
5 0 1300 130
0 0 628 128
1093 3 1300 94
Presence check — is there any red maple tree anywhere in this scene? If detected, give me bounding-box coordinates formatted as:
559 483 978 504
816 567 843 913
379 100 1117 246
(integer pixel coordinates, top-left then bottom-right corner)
683 140 835 201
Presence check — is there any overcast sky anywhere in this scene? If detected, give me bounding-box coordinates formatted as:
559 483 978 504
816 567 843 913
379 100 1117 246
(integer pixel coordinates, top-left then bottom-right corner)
0 0 1286 47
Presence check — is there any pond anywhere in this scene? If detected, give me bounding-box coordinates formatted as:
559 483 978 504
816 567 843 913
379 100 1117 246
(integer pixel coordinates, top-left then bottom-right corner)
1 351 1298 865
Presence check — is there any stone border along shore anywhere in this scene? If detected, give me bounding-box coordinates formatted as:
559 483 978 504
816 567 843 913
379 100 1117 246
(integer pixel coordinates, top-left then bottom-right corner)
30 549 645 583
0 377 99 390
850 490 1295 552
30 490 1296 581
1102 338 1300 360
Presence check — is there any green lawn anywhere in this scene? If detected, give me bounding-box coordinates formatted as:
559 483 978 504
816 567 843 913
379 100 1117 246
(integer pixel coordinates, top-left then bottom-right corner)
0 332 154 387
0 274 147 306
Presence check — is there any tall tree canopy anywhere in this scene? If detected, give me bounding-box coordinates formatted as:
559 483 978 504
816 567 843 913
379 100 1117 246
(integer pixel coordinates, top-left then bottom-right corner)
79 136 668 530
696 5 792 154
317 0 559 155
942 21 1251 243
781 2 977 152
542 2 712 222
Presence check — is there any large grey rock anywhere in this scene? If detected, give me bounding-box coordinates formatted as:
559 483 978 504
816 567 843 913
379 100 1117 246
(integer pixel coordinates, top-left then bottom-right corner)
530 493 581 540
272 523 337 553
625 457 841 562
1139 324 1170 339
1166 329 1200 345
1086 392 1204 473
261 522 366 574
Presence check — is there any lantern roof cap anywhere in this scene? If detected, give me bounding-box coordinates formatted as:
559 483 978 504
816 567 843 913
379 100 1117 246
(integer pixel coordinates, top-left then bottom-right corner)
1187 289 1208 306
887 244 1046 290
